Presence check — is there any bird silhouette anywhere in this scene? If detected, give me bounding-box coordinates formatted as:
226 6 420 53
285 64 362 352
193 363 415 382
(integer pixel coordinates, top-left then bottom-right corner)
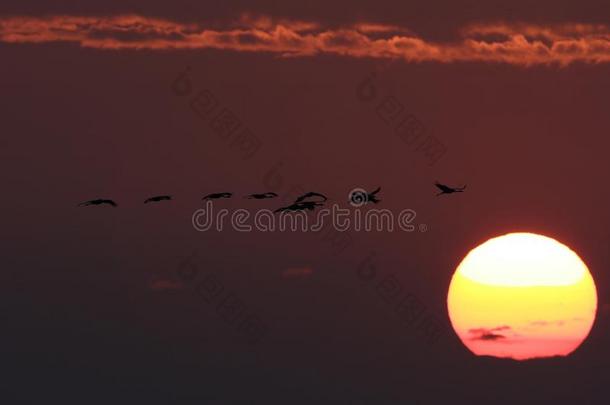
274 201 324 213
246 192 278 199
78 199 117 207
294 192 328 203
202 192 233 200
144 195 172 204
366 187 381 203
434 181 466 196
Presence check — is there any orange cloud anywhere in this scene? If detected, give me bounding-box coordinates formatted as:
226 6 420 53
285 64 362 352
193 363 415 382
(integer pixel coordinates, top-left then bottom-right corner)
1 14 610 65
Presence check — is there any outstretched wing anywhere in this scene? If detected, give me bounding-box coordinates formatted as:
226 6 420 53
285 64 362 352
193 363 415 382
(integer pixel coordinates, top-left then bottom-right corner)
274 205 292 213
205 192 233 200
274 201 320 213
79 199 116 207
145 195 171 203
435 182 453 192
303 201 324 210
295 192 328 203
370 187 381 195
248 192 278 199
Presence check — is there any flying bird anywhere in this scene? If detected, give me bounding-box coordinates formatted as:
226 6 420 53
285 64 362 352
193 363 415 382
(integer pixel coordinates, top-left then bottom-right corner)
246 192 278 199
434 181 466 196
78 199 117 207
366 187 381 204
202 192 233 200
274 201 324 213
144 195 172 204
294 192 328 203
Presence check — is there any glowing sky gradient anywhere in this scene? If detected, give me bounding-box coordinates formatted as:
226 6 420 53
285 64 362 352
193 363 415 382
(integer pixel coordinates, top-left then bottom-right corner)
448 233 597 360
3 0 610 401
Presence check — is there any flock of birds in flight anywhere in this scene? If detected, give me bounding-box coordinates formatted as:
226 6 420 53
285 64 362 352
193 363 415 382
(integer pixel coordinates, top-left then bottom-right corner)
77 182 466 211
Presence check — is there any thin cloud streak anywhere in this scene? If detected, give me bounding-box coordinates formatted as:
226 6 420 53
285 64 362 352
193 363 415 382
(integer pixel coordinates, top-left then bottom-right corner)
1 14 610 65
468 325 512 341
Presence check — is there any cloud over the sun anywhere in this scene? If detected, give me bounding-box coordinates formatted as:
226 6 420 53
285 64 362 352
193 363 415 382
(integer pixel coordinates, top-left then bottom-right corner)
1 14 610 65
468 325 512 341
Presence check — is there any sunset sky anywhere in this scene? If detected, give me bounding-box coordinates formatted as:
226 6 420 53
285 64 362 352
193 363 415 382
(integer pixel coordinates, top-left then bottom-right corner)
2 0 610 403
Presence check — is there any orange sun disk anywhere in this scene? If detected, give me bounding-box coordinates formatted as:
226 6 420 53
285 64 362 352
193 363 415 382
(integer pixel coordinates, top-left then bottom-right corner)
447 232 597 360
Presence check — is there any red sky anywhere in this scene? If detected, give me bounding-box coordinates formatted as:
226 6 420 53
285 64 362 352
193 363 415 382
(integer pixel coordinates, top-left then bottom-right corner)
2 0 610 403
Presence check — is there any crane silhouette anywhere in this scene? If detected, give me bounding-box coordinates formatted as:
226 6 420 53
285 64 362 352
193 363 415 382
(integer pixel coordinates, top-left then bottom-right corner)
202 192 233 200
366 187 381 203
274 201 324 213
78 199 117 207
79 184 475 207
434 181 466 196
294 192 328 203
246 192 278 199
144 195 172 204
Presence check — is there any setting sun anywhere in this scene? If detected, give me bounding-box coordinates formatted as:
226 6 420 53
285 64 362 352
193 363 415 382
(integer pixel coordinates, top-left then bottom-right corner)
447 232 597 360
